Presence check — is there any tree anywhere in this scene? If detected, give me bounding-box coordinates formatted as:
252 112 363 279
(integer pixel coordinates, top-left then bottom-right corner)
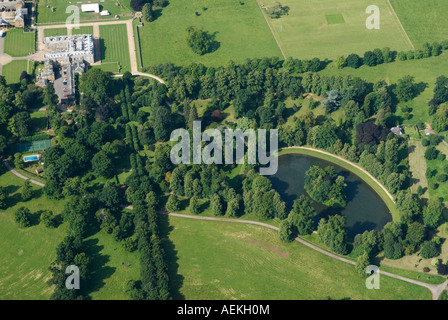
288 195 315 235
21 179 32 201
279 219 294 242
8 111 31 137
189 196 200 214
363 51 377 66
345 54 362 69
405 222 425 249
130 0 147 11
166 194 180 212
210 193 223 216
142 3 154 22
14 207 32 228
424 146 439 160
99 182 123 208
317 215 348 255
92 151 115 178
420 241 439 259
79 69 111 106
152 106 171 142
321 90 342 113
393 75 417 102
43 83 59 111
423 198 444 229
355 251 371 277
40 209 56 228
267 2 289 19
185 26 215 55
0 186 7 209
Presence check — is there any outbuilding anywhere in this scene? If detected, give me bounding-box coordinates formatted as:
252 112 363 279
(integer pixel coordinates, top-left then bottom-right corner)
81 3 100 13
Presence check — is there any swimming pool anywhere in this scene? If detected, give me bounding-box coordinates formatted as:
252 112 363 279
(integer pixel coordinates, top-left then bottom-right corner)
23 155 39 162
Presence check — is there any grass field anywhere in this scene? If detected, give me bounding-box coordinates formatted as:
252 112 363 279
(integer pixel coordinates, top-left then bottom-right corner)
138 0 282 68
3 29 35 57
44 28 68 37
72 26 94 35
260 0 413 59
2 60 29 85
389 0 448 48
36 0 132 24
408 139 429 197
162 215 432 300
99 24 131 73
0 171 66 299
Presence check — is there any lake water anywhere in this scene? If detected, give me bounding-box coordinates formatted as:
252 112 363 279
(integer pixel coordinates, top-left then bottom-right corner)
269 153 392 238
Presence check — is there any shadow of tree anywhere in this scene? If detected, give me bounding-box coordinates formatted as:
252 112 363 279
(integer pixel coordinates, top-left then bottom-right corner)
82 238 116 299
158 214 185 300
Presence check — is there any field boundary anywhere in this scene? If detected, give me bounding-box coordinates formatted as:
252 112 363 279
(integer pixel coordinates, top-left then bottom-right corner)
386 0 415 49
255 0 287 59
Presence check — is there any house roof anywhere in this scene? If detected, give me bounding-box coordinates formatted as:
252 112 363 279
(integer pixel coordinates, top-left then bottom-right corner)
81 4 99 13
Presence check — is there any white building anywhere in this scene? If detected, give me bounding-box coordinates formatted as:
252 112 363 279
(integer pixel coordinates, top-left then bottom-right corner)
81 3 100 13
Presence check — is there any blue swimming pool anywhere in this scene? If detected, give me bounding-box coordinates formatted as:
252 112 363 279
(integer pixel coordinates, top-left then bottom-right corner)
23 155 39 162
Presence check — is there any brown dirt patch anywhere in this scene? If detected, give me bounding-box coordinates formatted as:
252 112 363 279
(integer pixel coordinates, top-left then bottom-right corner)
246 238 290 258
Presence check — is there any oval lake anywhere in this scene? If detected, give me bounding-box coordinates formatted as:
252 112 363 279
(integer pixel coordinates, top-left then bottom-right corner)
269 153 392 238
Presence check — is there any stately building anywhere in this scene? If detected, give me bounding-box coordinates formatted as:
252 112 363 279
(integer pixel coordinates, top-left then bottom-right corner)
37 34 95 104
0 0 27 28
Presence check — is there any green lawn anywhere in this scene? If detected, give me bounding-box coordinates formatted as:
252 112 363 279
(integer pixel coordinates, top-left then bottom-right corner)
99 24 131 73
2 60 29 85
36 0 132 24
44 28 68 37
260 0 413 59
0 171 67 300
138 0 282 68
84 225 140 300
4 29 35 57
162 215 432 300
389 0 448 48
72 26 94 35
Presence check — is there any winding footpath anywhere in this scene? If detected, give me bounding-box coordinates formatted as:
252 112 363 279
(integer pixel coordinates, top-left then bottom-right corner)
4 160 447 299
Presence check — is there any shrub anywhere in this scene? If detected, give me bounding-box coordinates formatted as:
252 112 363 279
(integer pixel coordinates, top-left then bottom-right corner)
423 267 430 273
424 147 439 160
444 164 448 174
437 153 446 161
429 182 438 190
421 138 429 146
420 241 439 259
345 54 362 69
436 174 448 183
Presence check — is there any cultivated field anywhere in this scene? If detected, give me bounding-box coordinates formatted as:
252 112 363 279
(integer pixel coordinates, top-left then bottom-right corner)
2 60 29 85
99 24 131 73
35 0 132 24
260 0 413 59
163 215 432 300
389 0 448 48
4 29 35 57
138 0 282 68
